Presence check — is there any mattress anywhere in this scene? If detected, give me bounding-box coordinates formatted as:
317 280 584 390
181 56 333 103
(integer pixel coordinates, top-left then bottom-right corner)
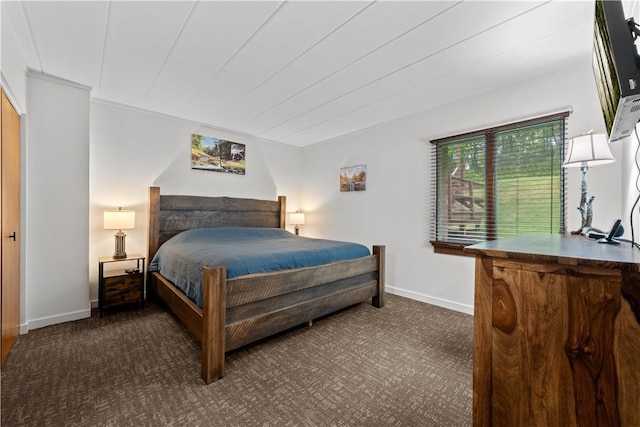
149 227 371 307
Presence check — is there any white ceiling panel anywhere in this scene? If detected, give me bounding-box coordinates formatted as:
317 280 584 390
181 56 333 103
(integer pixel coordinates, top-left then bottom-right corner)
243 1 549 138
2 1 44 71
99 1 196 105
22 1 108 88
279 19 594 146
215 0 455 129
2 0 600 147
181 0 370 123
143 1 284 115
259 0 593 142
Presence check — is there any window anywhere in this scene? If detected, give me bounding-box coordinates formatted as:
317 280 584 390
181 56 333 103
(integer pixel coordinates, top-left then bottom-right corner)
430 112 569 254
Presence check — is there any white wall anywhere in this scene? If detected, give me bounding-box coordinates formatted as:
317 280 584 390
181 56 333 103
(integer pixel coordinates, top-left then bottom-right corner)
301 63 622 314
89 101 303 303
25 72 91 329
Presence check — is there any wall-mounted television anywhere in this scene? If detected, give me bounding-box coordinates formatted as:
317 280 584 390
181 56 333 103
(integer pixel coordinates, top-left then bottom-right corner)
593 0 640 142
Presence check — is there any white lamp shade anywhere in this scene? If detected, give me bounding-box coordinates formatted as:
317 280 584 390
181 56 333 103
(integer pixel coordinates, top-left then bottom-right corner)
104 209 135 230
289 212 305 225
563 133 615 168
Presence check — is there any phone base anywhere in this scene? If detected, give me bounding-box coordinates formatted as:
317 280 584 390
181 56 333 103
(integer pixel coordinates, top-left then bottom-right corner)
598 237 621 245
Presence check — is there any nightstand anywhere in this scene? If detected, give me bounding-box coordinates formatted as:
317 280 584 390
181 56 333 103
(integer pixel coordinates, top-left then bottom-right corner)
98 254 145 317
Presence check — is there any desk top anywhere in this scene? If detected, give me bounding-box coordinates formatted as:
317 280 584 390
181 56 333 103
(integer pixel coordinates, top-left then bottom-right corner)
465 233 640 269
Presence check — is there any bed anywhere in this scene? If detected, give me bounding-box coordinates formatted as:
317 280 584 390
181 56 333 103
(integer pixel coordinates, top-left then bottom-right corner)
147 186 385 383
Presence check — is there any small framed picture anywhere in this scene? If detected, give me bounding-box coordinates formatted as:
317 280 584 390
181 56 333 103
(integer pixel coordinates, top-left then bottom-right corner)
340 164 366 192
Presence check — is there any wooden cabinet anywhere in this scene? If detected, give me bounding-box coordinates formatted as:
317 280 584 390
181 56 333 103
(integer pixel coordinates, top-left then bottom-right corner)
98 254 145 317
466 234 640 427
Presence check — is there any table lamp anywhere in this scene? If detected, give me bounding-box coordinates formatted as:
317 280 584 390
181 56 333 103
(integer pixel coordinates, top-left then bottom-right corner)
289 212 305 235
104 207 135 258
562 132 615 235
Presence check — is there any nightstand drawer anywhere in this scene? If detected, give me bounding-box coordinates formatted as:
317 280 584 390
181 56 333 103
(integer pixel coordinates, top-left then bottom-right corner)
103 273 142 306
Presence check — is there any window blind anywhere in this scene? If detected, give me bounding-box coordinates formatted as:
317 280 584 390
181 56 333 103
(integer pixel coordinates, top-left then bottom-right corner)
430 112 569 248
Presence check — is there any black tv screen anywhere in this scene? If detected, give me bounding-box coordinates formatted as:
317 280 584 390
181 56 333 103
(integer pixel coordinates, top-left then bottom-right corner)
593 0 640 142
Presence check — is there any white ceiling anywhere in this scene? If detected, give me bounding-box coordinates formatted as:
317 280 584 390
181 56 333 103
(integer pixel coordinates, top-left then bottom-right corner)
3 1 597 147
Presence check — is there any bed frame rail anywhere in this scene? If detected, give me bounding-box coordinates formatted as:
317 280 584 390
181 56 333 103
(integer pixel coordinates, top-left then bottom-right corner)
225 255 379 308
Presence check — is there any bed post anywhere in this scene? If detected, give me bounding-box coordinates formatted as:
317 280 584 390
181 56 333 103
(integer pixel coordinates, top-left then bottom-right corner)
201 266 227 384
148 186 161 260
147 187 161 300
278 195 286 229
372 245 385 308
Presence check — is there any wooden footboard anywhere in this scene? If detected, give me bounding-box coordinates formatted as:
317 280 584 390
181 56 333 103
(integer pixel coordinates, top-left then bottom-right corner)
225 248 384 349
147 186 385 384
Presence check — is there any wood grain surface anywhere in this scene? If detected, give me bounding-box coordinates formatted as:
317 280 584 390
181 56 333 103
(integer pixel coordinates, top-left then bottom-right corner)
467 235 640 426
1 90 20 365
472 256 493 427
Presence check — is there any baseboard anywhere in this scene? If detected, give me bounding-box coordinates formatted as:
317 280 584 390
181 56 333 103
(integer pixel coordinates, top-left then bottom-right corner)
25 308 92 332
19 291 471 332
385 286 474 315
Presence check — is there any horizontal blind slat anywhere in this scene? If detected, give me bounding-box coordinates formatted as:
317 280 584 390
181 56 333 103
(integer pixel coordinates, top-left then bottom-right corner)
430 114 569 246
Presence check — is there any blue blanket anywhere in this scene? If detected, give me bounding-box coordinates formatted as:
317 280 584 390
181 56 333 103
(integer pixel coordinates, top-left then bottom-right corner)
149 227 371 307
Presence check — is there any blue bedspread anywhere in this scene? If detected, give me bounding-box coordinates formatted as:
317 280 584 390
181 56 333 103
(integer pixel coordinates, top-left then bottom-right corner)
149 227 371 307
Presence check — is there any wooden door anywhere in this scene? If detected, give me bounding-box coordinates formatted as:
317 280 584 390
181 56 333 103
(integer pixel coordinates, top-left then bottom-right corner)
2 90 21 365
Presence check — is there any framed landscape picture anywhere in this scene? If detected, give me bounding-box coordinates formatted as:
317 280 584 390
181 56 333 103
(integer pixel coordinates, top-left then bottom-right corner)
191 133 246 175
340 164 366 192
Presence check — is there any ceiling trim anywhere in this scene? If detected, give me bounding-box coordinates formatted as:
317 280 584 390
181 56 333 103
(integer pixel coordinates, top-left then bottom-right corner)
27 69 92 92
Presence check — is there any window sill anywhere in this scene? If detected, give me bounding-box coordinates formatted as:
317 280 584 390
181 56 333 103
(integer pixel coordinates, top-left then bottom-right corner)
430 240 477 257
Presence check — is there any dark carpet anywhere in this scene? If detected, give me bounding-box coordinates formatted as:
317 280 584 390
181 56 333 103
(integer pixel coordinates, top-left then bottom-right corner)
1 294 473 426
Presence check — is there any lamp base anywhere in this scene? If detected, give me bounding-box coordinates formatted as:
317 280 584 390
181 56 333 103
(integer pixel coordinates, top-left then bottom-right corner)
570 225 604 236
571 165 601 236
294 225 300 236
113 231 127 259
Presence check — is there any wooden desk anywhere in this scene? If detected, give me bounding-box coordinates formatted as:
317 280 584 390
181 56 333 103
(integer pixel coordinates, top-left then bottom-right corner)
465 234 640 426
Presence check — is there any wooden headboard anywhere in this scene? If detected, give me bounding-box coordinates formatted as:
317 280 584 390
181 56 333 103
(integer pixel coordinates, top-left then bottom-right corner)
147 186 286 260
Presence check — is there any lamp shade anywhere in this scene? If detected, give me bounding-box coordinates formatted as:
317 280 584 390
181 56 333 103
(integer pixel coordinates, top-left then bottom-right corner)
563 133 615 168
104 209 135 230
289 212 305 225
